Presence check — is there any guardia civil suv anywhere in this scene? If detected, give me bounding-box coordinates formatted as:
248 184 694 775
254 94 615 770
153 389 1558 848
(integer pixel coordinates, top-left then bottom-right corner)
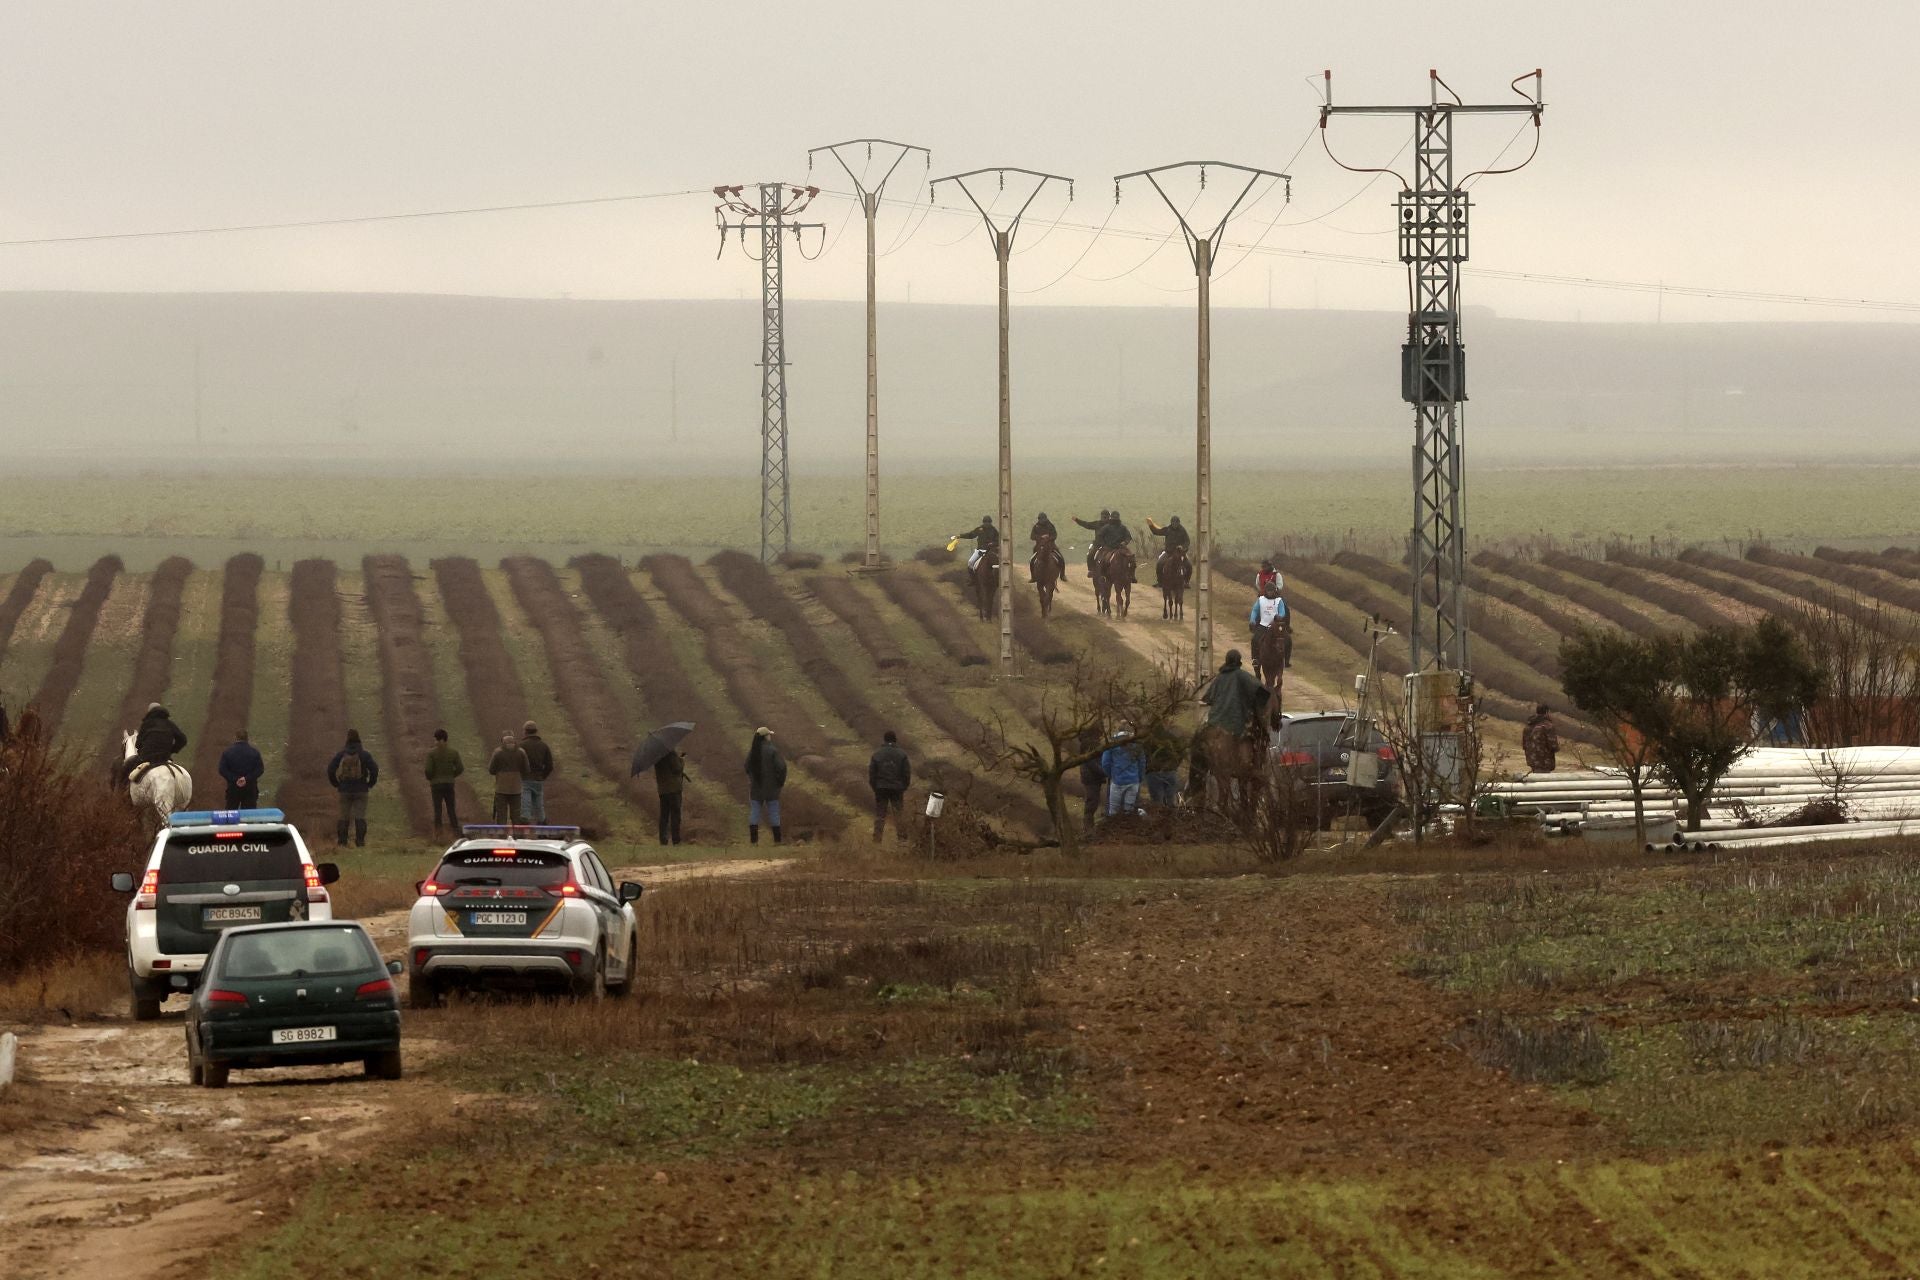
111 808 340 1021
405 826 643 1007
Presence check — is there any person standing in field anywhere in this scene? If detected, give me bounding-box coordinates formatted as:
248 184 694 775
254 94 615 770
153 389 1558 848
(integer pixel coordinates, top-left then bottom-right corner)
868 730 912 843
423 728 465 834
1143 726 1183 809
654 749 687 847
518 721 554 823
326 729 379 848
745 726 787 845
217 729 265 810
1523 704 1561 774
1076 727 1108 836
1100 730 1146 818
488 731 529 824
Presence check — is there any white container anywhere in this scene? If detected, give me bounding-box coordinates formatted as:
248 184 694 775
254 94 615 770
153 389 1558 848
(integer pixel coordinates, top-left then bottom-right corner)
925 792 945 818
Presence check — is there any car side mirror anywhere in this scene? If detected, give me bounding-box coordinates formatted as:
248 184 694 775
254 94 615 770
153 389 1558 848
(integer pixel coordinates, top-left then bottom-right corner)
619 882 644 904
316 862 341 886
110 872 135 893
387 960 403 976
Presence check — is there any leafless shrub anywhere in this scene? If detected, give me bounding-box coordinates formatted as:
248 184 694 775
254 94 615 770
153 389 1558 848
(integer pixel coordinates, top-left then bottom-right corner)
1450 1012 1610 1085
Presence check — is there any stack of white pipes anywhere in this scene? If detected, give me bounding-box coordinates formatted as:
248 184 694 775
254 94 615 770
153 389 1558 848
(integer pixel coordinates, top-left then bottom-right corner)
1487 747 1920 848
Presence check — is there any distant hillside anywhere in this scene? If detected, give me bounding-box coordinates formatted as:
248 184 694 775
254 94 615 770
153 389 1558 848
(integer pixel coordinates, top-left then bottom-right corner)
0 291 1914 471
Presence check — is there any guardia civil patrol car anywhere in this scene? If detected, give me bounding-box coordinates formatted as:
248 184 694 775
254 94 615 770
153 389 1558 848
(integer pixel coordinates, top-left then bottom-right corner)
405 826 643 1007
111 809 340 1021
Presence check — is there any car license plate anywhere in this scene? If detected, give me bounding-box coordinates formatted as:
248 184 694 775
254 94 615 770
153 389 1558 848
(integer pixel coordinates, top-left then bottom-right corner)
204 905 262 923
270 1026 337 1044
471 911 527 927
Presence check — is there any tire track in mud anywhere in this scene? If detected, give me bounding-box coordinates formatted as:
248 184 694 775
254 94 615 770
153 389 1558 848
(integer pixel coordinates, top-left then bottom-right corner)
642 554 858 835
429 558 606 834
500 557 654 819
189 555 263 788
364 555 479 835
96 556 194 772
0 558 53 664
29 556 123 739
276 559 348 837
876 570 989 666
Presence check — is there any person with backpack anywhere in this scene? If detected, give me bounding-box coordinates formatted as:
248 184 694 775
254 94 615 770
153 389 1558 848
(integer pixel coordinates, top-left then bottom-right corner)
217 729 266 809
868 730 912 843
519 721 554 823
488 731 529 824
326 729 380 847
423 728 465 834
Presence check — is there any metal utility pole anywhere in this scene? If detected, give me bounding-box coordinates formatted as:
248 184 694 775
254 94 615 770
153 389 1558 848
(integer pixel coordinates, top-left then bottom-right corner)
928 166 1073 673
1114 162 1290 681
808 139 929 570
1321 69 1544 677
712 183 824 563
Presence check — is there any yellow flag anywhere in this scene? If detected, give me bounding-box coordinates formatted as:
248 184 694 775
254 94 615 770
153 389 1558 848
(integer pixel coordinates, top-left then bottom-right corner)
945 538 959 552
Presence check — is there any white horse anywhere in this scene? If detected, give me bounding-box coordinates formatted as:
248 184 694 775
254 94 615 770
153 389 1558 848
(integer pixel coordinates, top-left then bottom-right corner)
122 731 192 820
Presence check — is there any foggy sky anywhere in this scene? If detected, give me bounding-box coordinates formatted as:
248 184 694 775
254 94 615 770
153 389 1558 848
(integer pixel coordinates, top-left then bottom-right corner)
0 1 1915 325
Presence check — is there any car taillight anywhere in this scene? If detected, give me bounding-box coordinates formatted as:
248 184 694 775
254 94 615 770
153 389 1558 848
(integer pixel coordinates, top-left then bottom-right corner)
135 868 160 910
553 881 581 897
303 863 328 904
420 880 450 897
356 977 394 1000
207 988 248 1004
1376 745 1397 762
413 947 429 967
1278 750 1315 767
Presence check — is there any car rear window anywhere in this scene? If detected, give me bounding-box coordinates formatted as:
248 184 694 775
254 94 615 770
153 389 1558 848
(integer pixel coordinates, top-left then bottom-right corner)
219 926 379 979
433 848 572 890
160 831 302 884
1278 718 1347 751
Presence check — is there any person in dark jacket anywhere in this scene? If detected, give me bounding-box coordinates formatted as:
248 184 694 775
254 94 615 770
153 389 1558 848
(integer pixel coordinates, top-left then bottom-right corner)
488 731 529 824
423 728 465 833
654 749 687 847
519 721 554 823
1523 704 1561 774
1029 512 1066 582
868 730 912 843
121 702 188 786
951 517 1001 573
1072 510 1111 577
1076 727 1108 837
326 729 380 847
745 727 787 845
217 729 266 810
1143 727 1184 808
1201 650 1265 739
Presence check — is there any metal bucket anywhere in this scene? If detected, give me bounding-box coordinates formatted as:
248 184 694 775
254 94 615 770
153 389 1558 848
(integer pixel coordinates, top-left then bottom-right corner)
925 792 946 818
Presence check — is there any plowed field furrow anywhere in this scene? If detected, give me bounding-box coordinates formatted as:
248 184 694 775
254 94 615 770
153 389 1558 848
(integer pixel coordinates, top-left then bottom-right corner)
876 570 989 666
1678 548 1882 624
807 574 905 668
29 555 122 737
1813 545 1920 583
364 555 478 834
277 559 348 837
1332 550 1562 677
430 557 607 834
97 556 193 771
1473 551 1669 637
1748 545 1920 615
501 557 653 818
1541 552 1729 631
1608 549 1794 618
934 567 1076 666
643 553 867 829
0 558 52 661
190 555 263 787
1465 564 1590 636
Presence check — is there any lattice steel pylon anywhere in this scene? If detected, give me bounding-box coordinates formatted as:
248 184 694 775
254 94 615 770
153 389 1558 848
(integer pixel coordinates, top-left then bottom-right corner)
713 183 824 563
1321 70 1545 673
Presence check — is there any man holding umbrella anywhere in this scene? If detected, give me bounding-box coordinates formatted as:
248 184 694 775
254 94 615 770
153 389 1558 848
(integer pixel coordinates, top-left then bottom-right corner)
632 722 696 847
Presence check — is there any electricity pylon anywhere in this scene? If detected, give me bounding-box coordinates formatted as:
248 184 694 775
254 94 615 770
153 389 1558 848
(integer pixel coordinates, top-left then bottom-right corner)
713 183 824 563
928 166 1074 673
1320 69 1545 676
1114 162 1290 680
808 139 929 569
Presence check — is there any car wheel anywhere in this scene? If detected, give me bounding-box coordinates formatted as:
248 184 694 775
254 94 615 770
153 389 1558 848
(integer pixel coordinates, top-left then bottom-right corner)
408 978 442 1010
130 966 162 1022
574 946 607 1000
186 1028 203 1086
607 931 638 997
366 1050 404 1081
200 1057 230 1089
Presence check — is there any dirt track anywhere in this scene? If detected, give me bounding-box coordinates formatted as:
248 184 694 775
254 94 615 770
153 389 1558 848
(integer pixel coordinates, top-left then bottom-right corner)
0 857 792 1280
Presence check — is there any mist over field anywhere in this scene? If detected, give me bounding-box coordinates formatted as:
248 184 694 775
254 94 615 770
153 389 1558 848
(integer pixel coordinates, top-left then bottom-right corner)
2 292 1915 474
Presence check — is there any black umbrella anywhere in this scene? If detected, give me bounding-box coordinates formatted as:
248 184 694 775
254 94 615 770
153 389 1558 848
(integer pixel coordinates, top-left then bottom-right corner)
631 722 696 776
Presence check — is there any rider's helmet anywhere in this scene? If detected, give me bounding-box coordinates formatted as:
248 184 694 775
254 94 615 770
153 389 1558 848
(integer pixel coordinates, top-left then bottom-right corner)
1036 511 1048 521
1099 508 1111 520
1261 558 1275 570
1110 509 1122 521
981 515 995 526
1169 515 1182 526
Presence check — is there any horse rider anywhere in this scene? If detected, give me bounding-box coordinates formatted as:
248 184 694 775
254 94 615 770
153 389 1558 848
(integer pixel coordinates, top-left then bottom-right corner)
121 701 187 788
1072 510 1111 578
1029 511 1066 582
1144 515 1191 581
1250 579 1290 669
951 516 1001 572
1256 558 1284 594
1097 509 1136 583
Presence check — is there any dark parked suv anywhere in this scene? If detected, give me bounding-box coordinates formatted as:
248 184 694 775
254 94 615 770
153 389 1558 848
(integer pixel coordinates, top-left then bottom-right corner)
1273 712 1400 826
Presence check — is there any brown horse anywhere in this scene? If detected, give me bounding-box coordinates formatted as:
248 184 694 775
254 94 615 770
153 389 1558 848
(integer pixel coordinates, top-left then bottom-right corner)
1031 533 1062 618
1094 546 1136 619
1157 545 1191 620
967 547 1000 620
1251 621 1291 693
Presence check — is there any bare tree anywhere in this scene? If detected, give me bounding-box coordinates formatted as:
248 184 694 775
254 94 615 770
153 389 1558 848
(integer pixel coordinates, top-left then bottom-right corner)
1786 590 1920 748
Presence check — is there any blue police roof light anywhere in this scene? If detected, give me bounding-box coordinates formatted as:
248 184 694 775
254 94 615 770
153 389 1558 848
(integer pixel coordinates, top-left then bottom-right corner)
459 824 582 841
168 808 288 827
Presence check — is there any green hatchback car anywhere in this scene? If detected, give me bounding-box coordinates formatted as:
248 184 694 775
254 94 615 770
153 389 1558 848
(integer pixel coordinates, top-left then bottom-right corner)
185 920 403 1088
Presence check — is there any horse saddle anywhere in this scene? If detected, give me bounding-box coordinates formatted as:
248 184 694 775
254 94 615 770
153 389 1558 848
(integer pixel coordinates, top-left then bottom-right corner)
130 759 177 782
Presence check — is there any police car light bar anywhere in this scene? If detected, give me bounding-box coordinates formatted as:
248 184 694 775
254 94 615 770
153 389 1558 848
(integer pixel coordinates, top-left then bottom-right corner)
459 824 582 840
168 808 288 827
